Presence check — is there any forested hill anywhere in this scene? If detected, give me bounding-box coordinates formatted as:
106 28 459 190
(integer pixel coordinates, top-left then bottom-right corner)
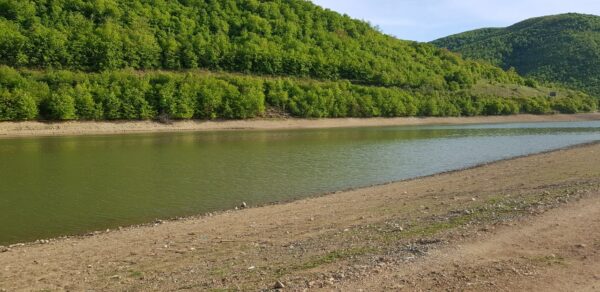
432 13 600 96
0 0 523 89
0 1 596 122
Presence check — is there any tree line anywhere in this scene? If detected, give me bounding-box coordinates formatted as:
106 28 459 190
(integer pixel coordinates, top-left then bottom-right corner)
0 67 596 121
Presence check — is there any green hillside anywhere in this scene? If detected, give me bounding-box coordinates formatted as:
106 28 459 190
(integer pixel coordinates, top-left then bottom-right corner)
432 13 600 97
0 1 596 121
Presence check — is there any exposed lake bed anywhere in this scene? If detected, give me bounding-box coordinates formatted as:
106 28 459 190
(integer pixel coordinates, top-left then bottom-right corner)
1 113 599 138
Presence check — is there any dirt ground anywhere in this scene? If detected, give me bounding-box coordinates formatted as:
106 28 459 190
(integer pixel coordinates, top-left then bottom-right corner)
0 143 599 291
0 113 599 138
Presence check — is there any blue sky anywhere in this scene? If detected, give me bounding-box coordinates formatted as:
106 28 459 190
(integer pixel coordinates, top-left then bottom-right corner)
311 0 600 42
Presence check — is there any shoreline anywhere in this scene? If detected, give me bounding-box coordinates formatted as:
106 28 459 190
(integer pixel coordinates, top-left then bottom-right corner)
1 113 599 138
2 141 598 248
1 142 599 290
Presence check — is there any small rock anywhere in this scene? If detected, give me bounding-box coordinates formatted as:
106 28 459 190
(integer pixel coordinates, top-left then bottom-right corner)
575 244 587 248
471 198 477 201
241 202 247 209
0 246 8 253
109 275 121 280
234 206 239 210
248 266 255 270
274 280 285 289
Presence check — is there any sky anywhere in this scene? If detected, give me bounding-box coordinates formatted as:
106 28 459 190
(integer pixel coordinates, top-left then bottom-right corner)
311 0 600 42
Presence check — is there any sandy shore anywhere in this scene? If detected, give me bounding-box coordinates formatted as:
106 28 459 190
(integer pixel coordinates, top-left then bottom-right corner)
1 143 599 291
1 113 599 138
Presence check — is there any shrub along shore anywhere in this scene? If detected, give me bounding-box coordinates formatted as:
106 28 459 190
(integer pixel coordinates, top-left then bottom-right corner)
0 66 597 122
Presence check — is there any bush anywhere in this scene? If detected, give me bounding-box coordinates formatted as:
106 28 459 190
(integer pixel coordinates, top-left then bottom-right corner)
117 77 154 120
42 88 77 120
0 89 37 120
194 77 228 119
73 84 102 120
225 78 265 119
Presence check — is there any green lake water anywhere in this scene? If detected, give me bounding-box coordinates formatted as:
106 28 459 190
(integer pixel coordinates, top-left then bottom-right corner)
1 121 599 244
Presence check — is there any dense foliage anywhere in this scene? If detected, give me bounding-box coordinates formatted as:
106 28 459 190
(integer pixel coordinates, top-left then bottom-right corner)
0 67 596 121
432 13 600 96
0 1 595 121
0 0 527 90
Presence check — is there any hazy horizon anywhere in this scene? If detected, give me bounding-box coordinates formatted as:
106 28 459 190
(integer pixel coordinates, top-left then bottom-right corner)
311 0 600 42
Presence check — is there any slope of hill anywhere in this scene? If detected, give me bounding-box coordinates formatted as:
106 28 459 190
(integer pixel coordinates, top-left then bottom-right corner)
0 1 596 121
0 0 523 89
432 13 600 96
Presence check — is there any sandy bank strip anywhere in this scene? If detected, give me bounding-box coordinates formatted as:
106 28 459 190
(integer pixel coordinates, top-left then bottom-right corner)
1 113 599 138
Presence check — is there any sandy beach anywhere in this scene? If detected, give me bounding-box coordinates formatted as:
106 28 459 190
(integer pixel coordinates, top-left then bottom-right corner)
1 113 599 138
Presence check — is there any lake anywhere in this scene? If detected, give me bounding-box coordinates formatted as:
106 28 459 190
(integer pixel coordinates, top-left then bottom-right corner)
1 121 599 245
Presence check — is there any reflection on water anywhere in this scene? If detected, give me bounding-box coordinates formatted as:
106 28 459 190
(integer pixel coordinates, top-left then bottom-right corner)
0 121 599 244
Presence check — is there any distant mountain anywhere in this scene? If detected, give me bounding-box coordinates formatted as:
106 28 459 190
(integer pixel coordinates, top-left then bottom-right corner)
432 13 600 96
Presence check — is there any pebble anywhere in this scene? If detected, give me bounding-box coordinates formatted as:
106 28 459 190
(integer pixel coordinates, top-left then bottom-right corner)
241 202 247 209
274 280 285 289
576 244 587 248
0 246 8 253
